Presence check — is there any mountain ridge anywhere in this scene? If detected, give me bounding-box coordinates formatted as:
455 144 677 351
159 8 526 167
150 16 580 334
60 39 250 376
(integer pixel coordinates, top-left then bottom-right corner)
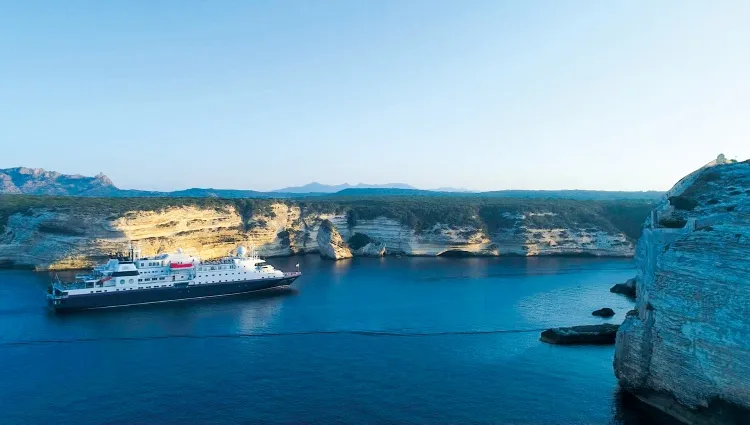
272 182 417 193
0 167 665 200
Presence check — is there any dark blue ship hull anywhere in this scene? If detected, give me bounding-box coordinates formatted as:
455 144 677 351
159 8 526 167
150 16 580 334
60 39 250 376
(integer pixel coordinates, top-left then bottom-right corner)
49 275 299 312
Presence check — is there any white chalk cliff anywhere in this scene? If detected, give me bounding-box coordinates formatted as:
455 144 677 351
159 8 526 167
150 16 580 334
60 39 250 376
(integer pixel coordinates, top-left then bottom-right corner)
614 156 750 424
0 199 641 270
315 219 353 260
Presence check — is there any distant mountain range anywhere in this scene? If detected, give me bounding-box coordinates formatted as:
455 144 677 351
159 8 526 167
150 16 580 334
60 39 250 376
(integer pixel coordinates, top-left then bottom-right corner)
0 167 665 201
272 182 417 193
0 167 117 196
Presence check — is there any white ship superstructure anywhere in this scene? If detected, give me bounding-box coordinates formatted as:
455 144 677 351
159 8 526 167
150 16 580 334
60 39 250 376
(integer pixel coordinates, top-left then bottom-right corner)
48 244 300 311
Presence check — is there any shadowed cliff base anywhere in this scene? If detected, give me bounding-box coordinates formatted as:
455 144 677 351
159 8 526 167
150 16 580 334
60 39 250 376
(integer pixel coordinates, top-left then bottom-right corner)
613 389 686 425
437 249 480 257
627 390 750 425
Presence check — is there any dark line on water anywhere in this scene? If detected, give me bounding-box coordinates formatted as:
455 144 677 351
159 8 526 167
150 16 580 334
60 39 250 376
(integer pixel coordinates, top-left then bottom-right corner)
0 328 549 347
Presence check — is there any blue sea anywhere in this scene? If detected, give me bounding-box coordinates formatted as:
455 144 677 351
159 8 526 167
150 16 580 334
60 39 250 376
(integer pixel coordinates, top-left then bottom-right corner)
0 256 666 424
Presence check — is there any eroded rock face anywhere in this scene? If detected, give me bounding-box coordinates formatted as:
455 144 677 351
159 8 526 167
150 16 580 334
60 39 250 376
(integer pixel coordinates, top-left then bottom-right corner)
614 158 750 425
315 219 353 260
1 199 641 270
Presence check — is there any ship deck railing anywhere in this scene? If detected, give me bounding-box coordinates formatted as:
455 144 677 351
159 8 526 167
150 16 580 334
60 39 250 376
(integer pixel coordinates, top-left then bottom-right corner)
52 280 114 291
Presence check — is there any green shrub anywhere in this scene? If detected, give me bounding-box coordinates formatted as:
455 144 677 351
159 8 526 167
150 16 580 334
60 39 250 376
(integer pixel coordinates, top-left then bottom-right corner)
0 194 655 242
659 218 687 228
38 223 84 236
668 195 698 211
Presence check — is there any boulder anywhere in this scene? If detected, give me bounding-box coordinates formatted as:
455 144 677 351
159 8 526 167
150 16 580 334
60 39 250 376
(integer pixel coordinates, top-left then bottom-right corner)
316 219 353 260
610 277 637 298
540 324 619 345
592 308 615 318
353 242 386 257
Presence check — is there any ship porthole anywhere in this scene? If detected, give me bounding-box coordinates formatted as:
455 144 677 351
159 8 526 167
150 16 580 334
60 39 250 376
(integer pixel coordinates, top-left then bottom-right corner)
129 279 134 284
120 279 125 285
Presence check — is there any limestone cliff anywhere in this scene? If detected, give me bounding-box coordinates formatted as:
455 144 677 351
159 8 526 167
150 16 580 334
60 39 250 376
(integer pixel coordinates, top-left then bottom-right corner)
614 157 750 424
0 196 648 270
315 219 353 260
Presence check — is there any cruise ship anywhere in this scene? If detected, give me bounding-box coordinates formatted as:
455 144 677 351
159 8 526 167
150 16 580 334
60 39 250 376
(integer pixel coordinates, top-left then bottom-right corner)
47 244 300 312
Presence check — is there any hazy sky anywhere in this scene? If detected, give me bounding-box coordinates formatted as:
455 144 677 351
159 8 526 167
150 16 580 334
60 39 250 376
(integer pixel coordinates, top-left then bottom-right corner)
2 1 749 191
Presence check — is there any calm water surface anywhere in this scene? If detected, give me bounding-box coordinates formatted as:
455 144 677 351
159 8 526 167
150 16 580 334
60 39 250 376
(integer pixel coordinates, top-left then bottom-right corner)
0 256 662 424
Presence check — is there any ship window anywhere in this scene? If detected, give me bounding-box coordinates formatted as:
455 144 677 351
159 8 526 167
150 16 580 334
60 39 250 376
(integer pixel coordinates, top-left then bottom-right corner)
138 279 142 282
120 279 125 285
129 279 134 284
160 277 165 280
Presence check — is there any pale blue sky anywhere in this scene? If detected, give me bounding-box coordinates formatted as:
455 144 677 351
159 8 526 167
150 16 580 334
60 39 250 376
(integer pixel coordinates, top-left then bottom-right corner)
1 1 749 191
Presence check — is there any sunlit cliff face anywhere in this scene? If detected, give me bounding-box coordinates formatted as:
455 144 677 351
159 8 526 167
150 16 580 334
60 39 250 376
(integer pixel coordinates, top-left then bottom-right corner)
0 200 640 270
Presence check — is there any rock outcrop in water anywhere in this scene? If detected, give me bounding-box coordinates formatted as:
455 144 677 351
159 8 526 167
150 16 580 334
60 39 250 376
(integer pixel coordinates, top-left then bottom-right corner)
540 324 619 345
316 219 353 260
614 156 750 425
592 308 615 318
610 277 637 298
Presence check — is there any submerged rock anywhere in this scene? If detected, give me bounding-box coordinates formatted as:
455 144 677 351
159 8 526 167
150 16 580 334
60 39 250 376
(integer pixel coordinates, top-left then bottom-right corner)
316 219 353 260
592 308 615 318
610 277 637 298
614 156 750 424
540 324 619 345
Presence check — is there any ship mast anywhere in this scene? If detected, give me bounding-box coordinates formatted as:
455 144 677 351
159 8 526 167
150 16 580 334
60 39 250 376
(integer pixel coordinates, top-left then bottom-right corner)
128 241 142 261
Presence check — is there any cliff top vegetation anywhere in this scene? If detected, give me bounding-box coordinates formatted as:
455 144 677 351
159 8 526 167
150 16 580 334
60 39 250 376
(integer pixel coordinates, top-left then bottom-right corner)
0 194 655 239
